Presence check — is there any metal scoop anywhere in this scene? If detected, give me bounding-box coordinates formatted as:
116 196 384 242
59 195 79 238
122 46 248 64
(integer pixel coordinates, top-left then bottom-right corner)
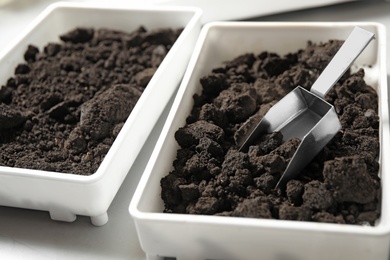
238 27 375 188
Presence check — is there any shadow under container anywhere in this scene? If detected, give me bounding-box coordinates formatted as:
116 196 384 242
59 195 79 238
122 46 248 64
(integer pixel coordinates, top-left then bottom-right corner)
0 2 202 226
130 22 389 259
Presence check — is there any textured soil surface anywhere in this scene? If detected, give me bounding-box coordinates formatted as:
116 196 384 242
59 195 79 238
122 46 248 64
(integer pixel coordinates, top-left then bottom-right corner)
0 26 182 175
161 39 381 225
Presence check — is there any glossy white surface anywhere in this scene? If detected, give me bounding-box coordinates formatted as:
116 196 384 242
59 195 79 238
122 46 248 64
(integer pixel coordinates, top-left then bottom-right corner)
133 0 358 23
1 1 390 259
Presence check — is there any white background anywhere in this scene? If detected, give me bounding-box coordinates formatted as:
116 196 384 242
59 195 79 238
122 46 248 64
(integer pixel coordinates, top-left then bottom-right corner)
0 0 389 259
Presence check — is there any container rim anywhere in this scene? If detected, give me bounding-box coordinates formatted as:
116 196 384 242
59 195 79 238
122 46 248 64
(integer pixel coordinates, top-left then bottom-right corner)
0 1 202 60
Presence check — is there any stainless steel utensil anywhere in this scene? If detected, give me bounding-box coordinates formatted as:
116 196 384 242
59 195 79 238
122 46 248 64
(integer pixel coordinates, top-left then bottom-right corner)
238 26 375 188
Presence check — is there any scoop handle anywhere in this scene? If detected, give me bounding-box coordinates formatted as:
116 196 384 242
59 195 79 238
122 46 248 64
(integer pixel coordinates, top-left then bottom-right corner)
310 27 374 98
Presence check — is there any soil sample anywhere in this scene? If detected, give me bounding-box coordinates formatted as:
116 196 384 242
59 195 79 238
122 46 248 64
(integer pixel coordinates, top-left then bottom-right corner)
0 26 182 175
161 39 381 225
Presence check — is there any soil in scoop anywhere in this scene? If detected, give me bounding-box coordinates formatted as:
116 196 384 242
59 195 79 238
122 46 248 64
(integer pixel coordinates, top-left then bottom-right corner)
0 26 182 175
161 39 381 225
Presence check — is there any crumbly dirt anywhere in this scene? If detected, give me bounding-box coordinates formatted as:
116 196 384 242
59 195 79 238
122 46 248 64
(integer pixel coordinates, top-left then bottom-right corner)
0 26 182 175
161 39 381 225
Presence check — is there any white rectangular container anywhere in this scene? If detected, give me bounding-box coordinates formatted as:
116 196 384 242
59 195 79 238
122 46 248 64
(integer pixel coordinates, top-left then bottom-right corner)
130 22 389 259
0 2 202 226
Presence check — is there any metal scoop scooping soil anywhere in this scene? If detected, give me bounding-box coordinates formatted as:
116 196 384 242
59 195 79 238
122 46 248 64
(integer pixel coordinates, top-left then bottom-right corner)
238 27 375 188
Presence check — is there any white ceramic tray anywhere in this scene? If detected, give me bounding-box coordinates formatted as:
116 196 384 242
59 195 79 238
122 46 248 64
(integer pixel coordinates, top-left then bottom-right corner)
0 2 202 226
130 22 389 260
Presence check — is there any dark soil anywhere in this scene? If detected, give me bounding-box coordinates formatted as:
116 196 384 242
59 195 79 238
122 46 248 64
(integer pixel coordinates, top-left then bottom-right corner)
0 26 182 175
161 40 381 225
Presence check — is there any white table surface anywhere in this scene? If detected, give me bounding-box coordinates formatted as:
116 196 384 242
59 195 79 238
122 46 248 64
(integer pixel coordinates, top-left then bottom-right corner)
0 0 389 259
